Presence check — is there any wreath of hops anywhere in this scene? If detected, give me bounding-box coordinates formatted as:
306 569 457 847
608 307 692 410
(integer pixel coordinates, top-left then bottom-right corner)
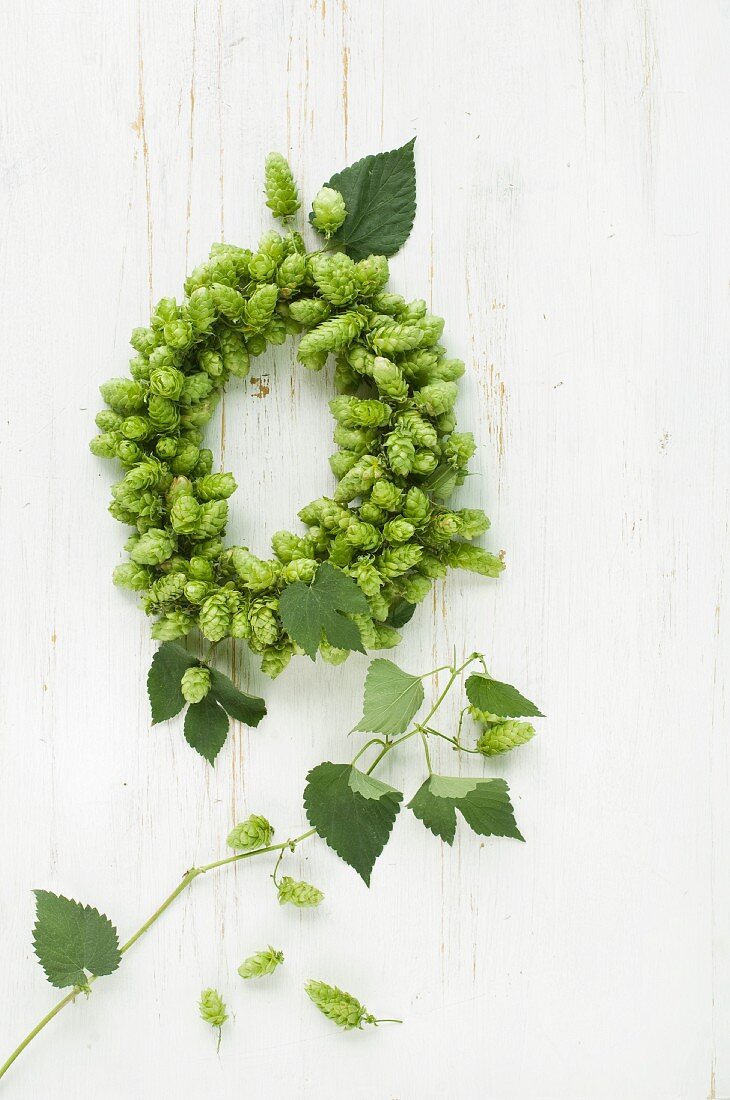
90 142 504 680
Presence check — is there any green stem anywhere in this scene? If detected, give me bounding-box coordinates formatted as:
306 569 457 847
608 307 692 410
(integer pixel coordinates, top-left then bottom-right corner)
0 989 79 1082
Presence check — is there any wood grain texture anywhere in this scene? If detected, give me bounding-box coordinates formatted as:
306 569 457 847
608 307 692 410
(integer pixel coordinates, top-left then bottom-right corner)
0 1 728 1096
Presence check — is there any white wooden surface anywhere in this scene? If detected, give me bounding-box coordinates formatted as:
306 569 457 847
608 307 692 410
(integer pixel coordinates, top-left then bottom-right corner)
1 2 728 1097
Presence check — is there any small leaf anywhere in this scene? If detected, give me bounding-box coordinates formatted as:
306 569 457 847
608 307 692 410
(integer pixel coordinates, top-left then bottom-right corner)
354 658 424 736
184 694 230 764
385 598 416 629
421 463 458 500
147 641 197 724
465 673 543 718
315 139 417 261
279 563 369 660
408 775 523 846
304 762 402 884
209 668 266 727
32 891 121 989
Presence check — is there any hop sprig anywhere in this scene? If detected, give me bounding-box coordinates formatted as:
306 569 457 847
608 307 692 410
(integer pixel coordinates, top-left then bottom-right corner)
264 153 300 219
304 980 400 1030
199 988 228 1050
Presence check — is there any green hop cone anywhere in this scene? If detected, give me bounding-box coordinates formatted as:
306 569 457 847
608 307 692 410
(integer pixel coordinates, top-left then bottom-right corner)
310 186 347 235
186 286 216 332
354 254 389 296
170 493 201 535
218 325 250 378
297 310 366 361
456 508 490 539
413 380 458 417
199 988 228 1031
264 153 300 219
227 814 274 851
199 591 232 642
311 253 357 306
195 472 237 501
238 946 284 980
277 876 323 908
476 719 536 756
244 283 278 332
180 665 211 704
260 643 294 679
100 377 147 416
444 542 505 578
288 297 330 327
372 358 409 402
304 980 377 1030
369 320 423 356
129 528 174 566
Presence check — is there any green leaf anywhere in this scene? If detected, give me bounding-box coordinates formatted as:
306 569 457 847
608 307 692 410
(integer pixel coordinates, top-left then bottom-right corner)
315 138 417 261
147 641 197 724
354 658 424 736
385 598 416 629
278 562 369 660
408 775 524 846
209 668 266 727
421 463 458 500
184 694 230 764
32 891 121 989
465 673 544 718
304 762 402 885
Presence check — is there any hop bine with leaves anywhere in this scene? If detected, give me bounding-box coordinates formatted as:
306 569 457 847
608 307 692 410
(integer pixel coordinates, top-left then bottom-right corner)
91 140 507 768
0 652 541 1082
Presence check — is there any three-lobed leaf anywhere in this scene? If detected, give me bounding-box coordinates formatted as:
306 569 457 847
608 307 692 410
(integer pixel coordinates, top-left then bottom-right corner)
355 658 424 737
408 775 523 846
32 891 121 989
147 644 266 765
279 562 369 660
465 673 543 718
315 139 417 261
304 762 402 885
147 642 197 723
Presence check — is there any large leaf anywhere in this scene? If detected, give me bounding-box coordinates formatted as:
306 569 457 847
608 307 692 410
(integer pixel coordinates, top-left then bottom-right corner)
147 642 197 724
408 775 523 846
184 694 230 764
279 562 369 660
465 674 543 719
304 762 402 885
315 139 417 261
209 668 266 727
32 891 121 989
354 658 424 737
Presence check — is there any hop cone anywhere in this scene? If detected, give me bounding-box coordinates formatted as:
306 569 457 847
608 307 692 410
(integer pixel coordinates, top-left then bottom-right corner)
181 666 211 703
288 297 330 326
218 325 250 378
304 980 376 1030
444 542 505 578
227 814 274 851
476 719 536 756
199 988 228 1029
311 253 357 306
354 254 389 296
264 153 300 219
369 320 423 355
199 591 232 641
238 946 284 980
310 186 347 235
129 528 174 566
277 876 323 908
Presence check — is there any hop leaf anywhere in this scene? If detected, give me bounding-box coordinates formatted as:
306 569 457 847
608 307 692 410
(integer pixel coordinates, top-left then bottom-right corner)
465 673 543 719
408 775 523 846
277 876 324 908
238 946 284 979
278 562 369 660
304 980 376 1030
227 814 274 851
354 658 424 736
32 891 121 989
